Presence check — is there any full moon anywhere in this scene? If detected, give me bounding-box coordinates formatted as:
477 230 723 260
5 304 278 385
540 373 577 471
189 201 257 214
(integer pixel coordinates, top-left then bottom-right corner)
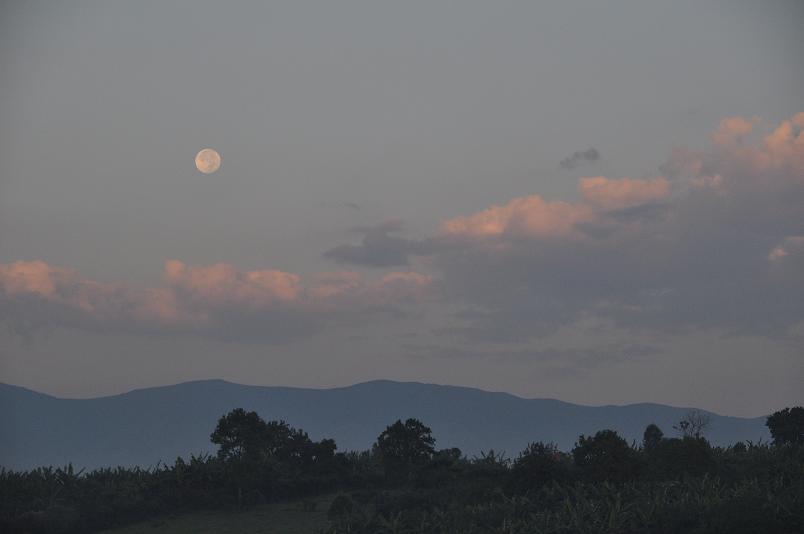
195 148 221 174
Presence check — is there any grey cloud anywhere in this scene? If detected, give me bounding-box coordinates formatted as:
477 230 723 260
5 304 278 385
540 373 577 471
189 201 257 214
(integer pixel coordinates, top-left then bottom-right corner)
324 221 433 267
434 211 802 341
560 148 601 169
0 286 323 345
604 202 670 224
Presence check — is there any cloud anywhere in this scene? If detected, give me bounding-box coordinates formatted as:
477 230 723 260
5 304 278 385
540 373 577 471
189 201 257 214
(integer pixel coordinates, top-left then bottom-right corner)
711 116 757 146
440 196 593 239
578 176 670 210
326 180 668 264
4 113 803 346
768 235 804 266
321 113 804 340
0 261 72 298
323 221 432 267
164 260 302 305
560 148 601 169
426 113 804 339
0 260 432 342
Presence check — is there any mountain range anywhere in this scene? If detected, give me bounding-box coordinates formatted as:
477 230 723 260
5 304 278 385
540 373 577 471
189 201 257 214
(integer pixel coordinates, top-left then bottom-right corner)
0 379 769 470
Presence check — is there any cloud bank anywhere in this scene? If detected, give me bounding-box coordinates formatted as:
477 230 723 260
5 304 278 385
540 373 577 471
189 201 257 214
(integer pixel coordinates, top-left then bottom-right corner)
0 260 432 342
328 113 804 340
3 113 803 345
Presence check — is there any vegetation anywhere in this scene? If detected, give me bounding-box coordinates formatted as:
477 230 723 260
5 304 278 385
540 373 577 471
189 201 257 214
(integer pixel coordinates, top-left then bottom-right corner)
2 407 803 533
766 406 804 446
100 494 335 534
373 418 436 482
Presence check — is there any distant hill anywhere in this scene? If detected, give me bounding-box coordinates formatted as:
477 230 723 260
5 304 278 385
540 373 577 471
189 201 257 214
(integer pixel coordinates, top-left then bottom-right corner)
0 380 769 470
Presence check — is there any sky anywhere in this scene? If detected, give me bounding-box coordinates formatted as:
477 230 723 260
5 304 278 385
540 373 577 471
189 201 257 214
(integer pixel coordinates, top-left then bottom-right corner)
1 0 803 417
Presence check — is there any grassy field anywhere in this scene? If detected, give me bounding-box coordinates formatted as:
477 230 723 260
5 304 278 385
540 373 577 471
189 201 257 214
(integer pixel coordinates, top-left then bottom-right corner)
100 494 334 534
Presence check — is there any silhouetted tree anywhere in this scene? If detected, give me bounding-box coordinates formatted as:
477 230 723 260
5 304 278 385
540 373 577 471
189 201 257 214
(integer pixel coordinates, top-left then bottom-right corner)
210 408 269 463
642 423 664 451
262 420 295 457
373 418 435 481
674 409 711 439
766 407 804 446
572 430 639 482
210 409 272 506
281 430 337 470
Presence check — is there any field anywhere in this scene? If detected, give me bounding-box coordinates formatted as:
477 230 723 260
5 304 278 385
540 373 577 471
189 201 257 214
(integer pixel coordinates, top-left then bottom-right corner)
99 495 334 534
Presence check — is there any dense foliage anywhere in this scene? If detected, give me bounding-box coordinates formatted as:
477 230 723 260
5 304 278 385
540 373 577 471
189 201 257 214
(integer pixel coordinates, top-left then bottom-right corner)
1 408 802 533
766 406 804 446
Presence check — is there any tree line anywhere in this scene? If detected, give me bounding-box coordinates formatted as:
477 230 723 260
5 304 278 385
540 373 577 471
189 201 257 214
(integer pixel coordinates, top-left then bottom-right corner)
1 406 802 533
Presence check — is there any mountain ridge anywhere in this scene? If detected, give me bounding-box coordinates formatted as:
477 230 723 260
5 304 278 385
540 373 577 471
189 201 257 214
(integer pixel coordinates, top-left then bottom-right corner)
0 379 769 470
1 379 764 416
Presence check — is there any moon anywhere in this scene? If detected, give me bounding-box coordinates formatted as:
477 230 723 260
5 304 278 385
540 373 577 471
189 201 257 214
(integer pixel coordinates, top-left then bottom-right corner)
195 148 221 174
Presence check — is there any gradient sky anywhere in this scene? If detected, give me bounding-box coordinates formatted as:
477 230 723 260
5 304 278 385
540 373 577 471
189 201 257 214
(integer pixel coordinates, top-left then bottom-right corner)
1 0 803 417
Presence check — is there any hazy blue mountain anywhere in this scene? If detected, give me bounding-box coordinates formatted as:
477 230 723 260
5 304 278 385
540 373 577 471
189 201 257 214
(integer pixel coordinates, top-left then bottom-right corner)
0 380 769 470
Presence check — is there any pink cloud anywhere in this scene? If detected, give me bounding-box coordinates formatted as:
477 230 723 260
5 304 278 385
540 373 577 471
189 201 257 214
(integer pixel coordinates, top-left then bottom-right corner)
0 261 74 298
700 113 804 179
0 260 433 340
437 177 669 243
711 116 757 147
761 112 804 176
440 195 593 239
164 260 302 306
0 260 129 319
657 113 804 214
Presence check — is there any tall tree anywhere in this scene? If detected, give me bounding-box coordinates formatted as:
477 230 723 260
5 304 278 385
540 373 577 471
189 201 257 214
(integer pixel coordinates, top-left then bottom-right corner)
374 418 435 480
642 423 664 451
209 409 271 507
210 408 269 462
766 407 804 446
